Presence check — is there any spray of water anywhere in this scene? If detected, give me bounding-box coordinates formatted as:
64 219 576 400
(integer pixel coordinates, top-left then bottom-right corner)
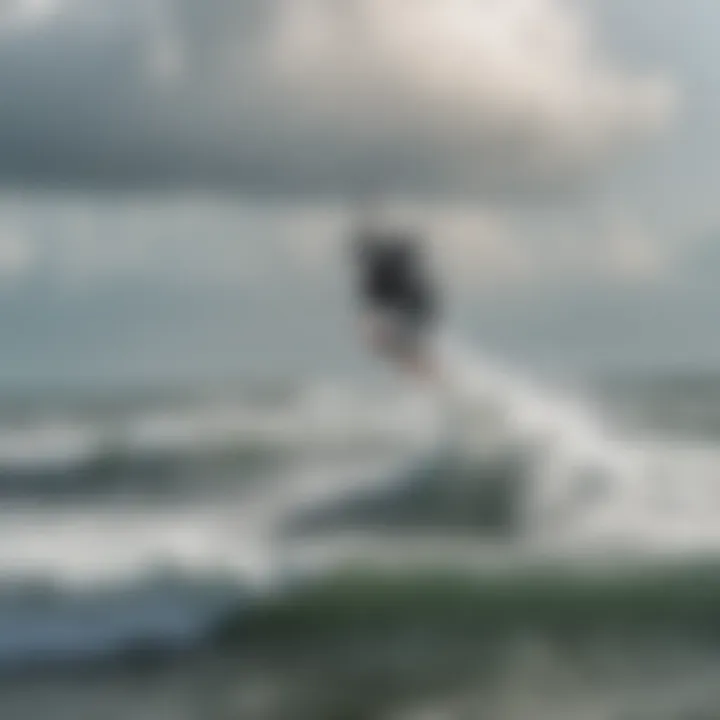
432 336 656 546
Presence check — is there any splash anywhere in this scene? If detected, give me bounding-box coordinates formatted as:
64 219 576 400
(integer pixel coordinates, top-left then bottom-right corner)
432 336 657 546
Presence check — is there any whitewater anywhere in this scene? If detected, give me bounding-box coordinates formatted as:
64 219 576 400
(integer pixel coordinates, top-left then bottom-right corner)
1 336 720 669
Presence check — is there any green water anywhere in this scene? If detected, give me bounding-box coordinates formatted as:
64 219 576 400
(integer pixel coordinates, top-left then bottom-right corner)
6 561 720 720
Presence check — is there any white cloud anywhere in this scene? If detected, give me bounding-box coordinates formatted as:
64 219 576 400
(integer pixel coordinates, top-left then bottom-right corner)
0 0 676 196
287 206 349 273
53 200 268 288
281 199 671 292
0 0 63 31
144 0 185 86
420 207 532 287
355 201 532 288
595 212 667 283
0 223 35 278
0 195 668 296
243 0 676 194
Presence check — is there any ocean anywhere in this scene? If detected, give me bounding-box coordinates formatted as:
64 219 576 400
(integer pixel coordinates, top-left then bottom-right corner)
2 339 720 719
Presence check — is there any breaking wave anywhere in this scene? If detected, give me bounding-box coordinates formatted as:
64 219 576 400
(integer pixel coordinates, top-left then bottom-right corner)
3 339 720 669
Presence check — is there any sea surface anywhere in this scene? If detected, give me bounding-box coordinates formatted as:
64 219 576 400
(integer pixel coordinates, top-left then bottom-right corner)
3 341 720 718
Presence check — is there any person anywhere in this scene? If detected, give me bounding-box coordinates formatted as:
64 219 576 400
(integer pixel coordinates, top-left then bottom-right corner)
351 220 440 380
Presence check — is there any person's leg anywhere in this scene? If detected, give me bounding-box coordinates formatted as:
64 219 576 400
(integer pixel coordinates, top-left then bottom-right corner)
361 308 444 387
398 341 438 382
386 316 443 385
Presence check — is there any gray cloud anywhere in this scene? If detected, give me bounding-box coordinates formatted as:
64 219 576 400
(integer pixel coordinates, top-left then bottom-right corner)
0 0 675 197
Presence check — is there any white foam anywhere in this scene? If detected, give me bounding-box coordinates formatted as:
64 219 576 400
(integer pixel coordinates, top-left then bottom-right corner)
0 451 413 666
434 335 720 550
0 388 432 485
0 423 103 470
1 346 720 666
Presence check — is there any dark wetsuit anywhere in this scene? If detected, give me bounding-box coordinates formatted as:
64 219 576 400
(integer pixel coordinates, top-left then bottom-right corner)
353 230 438 330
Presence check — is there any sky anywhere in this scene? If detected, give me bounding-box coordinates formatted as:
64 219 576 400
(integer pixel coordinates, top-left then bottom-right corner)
0 0 718 386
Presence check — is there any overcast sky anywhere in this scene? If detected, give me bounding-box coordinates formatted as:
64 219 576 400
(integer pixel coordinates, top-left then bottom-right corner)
0 0 718 384
0 0 674 193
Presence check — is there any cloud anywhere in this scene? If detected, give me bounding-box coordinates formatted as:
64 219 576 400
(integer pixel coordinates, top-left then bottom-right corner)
257 0 675 193
417 207 531 286
594 211 668 283
0 191 671 300
281 199 671 292
351 202 532 287
0 0 63 31
0 222 35 277
0 0 676 197
47 197 270 288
